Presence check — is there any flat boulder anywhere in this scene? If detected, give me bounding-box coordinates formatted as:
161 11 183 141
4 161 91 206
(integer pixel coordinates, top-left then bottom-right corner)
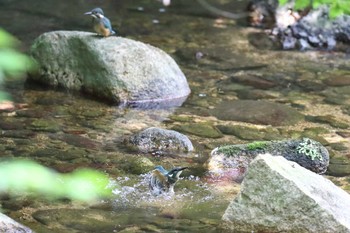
29 31 190 106
210 100 304 126
222 154 350 233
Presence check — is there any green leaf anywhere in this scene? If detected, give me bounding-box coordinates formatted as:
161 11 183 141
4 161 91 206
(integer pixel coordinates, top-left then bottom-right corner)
0 159 115 202
0 28 18 48
278 0 289 6
294 0 312 10
329 4 344 18
62 169 113 202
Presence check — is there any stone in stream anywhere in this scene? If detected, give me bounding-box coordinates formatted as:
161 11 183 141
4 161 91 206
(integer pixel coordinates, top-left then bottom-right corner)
128 127 194 154
0 212 33 233
29 31 190 107
222 154 350 233
210 100 304 126
207 138 329 182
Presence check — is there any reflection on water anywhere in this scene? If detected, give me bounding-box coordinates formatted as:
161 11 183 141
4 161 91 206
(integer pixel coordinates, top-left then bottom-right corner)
1 0 350 232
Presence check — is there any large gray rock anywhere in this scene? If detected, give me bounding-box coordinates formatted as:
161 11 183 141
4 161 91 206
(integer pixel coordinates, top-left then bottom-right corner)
222 154 350 233
128 127 194 154
0 212 33 233
29 31 190 106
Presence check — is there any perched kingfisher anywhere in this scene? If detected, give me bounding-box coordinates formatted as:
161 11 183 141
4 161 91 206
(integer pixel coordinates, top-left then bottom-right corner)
149 166 187 196
84 8 116 37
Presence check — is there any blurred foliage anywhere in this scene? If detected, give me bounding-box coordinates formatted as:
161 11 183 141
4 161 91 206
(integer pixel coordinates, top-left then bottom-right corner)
0 28 36 101
0 159 113 202
278 0 350 18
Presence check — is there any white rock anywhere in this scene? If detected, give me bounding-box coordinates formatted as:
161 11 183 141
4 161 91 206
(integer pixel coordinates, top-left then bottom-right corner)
222 154 350 233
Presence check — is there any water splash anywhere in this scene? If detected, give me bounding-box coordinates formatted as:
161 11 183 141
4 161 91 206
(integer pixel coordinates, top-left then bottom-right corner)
110 173 214 210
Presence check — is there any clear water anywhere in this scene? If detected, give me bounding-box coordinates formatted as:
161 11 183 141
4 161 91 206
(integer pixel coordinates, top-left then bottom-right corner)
0 0 349 232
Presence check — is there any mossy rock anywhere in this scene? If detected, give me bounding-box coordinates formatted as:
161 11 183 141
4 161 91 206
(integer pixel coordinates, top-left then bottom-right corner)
29 119 61 132
216 125 265 140
172 122 223 139
309 115 349 129
118 156 154 175
208 138 330 183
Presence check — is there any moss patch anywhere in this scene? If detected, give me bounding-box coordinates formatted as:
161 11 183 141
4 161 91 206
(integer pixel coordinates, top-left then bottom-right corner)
247 141 269 150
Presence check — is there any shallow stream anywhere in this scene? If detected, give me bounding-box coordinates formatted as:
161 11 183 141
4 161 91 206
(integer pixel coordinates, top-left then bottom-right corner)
1 0 350 232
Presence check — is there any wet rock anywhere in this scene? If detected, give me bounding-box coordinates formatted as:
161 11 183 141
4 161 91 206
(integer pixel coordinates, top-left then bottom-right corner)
322 86 350 106
29 119 61 132
323 71 350 86
0 117 25 130
69 107 106 118
30 31 190 105
128 127 194 154
342 105 350 115
0 130 36 139
207 138 329 182
50 133 99 150
16 109 48 118
329 143 348 152
172 122 223 139
295 79 326 92
309 115 349 129
275 5 350 50
32 208 118 232
222 154 350 233
211 100 304 126
31 148 85 161
0 212 33 233
337 131 350 138
216 124 280 140
230 74 277 89
327 153 350 177
236 89 279 100
118 156 154 175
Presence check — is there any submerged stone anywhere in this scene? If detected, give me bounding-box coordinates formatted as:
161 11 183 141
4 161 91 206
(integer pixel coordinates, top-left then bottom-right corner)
222 154 350 233
310 115 349 129
211 100 304 126
216 124 280 140
128 127 194 154
207 138 329 182
30 31 190 105
29 119 61 132
327 153 350 177
172 122 223 139
118 156 154 175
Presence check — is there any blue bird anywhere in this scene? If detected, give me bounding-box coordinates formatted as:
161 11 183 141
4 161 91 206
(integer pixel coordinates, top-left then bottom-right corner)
149 166 187 196
84 8 116 37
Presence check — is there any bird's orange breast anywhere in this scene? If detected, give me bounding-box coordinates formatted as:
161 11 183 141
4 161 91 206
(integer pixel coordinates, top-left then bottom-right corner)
94 23 111 37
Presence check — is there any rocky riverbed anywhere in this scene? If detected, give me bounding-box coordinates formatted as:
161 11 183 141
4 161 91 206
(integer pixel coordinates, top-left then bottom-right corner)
0 0 350 232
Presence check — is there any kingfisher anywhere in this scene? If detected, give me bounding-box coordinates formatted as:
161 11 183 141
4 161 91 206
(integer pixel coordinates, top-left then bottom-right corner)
149 166 187 196
84 8 116 37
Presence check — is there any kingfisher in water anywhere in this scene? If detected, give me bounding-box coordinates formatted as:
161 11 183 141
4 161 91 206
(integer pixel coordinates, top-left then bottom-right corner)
84 8 116 37
149 166 187 196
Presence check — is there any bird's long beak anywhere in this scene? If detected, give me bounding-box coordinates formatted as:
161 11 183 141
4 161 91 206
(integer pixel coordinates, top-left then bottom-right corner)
84 11 92 15
171 167 188 172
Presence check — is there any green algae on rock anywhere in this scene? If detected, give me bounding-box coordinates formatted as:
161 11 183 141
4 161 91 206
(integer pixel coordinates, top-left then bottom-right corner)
172 122 223 139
